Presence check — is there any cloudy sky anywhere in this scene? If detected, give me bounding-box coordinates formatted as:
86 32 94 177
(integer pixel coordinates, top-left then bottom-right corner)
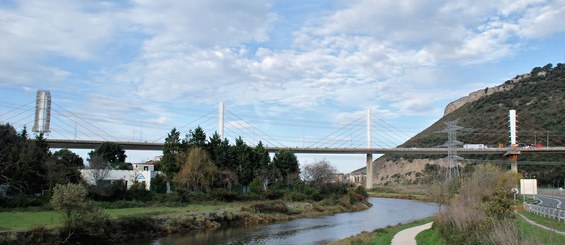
1 0 564 173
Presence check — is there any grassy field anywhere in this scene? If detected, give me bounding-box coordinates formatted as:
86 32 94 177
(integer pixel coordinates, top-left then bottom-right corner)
0 210 63 231
327 217 434 245
0 202 237 231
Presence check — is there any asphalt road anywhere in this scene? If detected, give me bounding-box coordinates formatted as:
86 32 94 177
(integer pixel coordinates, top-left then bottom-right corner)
537 195 565 209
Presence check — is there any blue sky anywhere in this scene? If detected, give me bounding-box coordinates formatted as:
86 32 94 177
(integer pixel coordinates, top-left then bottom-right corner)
1 0 564 173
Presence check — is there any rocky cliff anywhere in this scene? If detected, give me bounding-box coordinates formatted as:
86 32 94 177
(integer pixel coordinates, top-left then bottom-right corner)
371 158 452 185
442 72 548 116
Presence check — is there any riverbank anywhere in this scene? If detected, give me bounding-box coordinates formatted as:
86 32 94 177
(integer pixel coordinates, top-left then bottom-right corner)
0 199 371 244
327 217 435 245
368 185 432 202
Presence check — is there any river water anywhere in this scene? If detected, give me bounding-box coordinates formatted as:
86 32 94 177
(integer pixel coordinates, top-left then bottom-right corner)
132 198 437 245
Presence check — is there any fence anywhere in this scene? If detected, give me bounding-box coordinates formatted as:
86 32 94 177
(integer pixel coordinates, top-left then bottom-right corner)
524 202 565 222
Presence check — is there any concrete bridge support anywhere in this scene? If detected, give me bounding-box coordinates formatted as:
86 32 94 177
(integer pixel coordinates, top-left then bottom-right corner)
510 155 518 173
366 153 373 189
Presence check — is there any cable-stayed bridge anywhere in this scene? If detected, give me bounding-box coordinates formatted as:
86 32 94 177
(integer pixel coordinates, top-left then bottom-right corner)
3 91 565 187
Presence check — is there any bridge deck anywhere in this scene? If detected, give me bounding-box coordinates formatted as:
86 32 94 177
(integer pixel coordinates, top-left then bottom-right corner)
44 139 565 155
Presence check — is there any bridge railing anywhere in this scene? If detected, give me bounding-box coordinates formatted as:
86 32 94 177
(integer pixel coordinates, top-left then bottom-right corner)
524 202 565 222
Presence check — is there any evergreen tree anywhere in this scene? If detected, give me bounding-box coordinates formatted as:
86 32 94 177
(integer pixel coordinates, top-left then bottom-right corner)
273 150 299 185
184 126 207 150
160 128 182 179
232 137 256 192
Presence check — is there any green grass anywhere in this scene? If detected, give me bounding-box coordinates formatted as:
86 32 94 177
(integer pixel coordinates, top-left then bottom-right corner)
371 218 433 245
327 217 434 245
517 214 565 244
519 211 565 232
0 211 63 231
0 202 235 231
415 227 445 245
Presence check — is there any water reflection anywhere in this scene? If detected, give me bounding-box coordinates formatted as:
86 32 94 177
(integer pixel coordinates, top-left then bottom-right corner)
133 198 437 245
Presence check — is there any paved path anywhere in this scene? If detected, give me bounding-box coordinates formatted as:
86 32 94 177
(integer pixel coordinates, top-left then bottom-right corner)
516 212 565 236
391 222 433 245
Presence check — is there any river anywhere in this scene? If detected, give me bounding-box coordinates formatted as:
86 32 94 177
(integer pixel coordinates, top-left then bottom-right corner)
131 197 437 245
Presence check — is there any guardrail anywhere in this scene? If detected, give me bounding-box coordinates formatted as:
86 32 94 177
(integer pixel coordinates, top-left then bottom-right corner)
524 202 565 222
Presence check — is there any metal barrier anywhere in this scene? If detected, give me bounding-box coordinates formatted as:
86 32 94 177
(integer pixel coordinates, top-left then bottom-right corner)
524 202 565 222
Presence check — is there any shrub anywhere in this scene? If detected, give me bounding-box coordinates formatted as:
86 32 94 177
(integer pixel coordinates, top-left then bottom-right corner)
212 189 239 202
353 186 368 199
252 201 288 213
264 189 284 200
284 191 307 201
127 181 149 201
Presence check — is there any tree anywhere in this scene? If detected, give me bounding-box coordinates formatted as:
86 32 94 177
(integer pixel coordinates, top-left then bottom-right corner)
254 141 274 191
206 132 231 170
160 128 182 179
173 147 218 192
51 183 90 240
85 154 110 195
273 150 299 185
302 160 338 187
0 124 48 194
184 126 207 150
232 137 256 192
46 149 84 191
426 179 456 213
88 142 128 170
221 169 238 191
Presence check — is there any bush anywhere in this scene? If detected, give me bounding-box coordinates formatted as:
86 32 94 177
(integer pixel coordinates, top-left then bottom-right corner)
353 186 368 199
239 193 263 201
212 189 239 202
252 201 288 213
284 191 307 201
0 195 48 208
150 174 168 194
127 181 149 201
264 190 284 200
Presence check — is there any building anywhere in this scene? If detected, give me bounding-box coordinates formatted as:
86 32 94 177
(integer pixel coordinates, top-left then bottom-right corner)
345 167 366 187
81 162 161 190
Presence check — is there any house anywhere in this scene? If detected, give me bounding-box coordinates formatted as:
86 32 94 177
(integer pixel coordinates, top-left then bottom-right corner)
345 167 366 187
81 162 162 191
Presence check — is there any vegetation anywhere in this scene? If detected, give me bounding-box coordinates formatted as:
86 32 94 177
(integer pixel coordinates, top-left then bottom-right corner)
415 227 445 245
0 123 368 243
327 217 434 245
392 63 565 186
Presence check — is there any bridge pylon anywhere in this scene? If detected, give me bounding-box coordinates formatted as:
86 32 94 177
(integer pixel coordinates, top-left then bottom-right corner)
366 108 373 189
506 109 520 173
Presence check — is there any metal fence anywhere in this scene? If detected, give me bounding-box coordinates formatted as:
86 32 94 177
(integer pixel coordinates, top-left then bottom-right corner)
524 202 565 222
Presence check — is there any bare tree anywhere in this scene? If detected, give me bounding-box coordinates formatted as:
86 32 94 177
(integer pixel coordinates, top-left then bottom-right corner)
221 169 238 191
173 147 218 192
302 160 338 187
85 155 110 196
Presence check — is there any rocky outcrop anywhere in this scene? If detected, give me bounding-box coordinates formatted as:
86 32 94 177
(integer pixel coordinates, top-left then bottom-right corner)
370 158 450 185
443 72 540 116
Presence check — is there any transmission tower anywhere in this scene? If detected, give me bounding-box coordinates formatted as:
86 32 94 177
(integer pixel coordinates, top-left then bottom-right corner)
439 119 464 180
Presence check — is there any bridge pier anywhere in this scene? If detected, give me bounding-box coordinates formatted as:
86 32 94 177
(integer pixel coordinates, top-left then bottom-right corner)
366 153 373 189
510 155 518 173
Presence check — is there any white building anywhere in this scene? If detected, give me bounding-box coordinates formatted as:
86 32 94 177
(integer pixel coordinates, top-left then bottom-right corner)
81 162 162 190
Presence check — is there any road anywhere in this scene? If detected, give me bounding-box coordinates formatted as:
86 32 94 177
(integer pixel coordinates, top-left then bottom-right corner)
537 195 565 210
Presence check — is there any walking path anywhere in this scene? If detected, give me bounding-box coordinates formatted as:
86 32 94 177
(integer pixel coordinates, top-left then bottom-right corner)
391 222 433 245
390 211 565 245
516 212 565 236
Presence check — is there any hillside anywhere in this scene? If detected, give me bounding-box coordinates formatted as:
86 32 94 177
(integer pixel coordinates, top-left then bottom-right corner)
402 63 565 150
373 63 565 186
